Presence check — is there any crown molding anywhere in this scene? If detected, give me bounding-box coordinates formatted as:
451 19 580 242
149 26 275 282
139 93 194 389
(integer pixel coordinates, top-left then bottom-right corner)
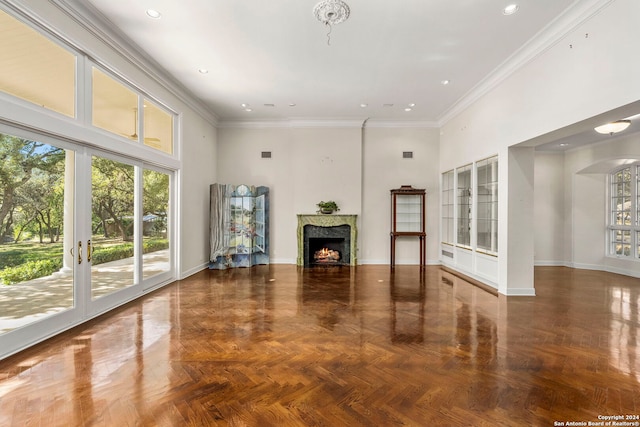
364 120 439 129
218 117 439 129
218 118 369 129
438 0 615 126
27 0 220 127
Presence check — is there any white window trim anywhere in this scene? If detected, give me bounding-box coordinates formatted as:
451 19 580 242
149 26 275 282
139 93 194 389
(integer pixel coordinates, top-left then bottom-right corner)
607 164 639 260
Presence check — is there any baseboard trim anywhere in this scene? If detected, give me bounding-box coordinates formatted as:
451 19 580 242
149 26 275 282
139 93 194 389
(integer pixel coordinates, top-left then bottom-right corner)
440 266 499 296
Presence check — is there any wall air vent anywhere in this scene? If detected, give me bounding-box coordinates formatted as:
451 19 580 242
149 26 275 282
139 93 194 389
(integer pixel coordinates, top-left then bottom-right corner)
402 151 413 159
261 151 272 158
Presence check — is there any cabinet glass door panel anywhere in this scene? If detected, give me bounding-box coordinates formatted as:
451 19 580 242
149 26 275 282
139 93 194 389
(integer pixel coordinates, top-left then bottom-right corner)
255 194 266 253
229 196 253 254
395 194 423 232
90 155 136 300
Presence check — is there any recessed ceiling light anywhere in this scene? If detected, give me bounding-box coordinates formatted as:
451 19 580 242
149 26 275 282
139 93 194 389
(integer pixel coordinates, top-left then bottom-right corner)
441 79 450 85
360 103 368 108
146 9 162 19
241 103 249 108
503 4 519 15
408 103 416 107
198 69 209 74
559 143 569 147
289 103 297 107
404 108 412 112
244 108 253 112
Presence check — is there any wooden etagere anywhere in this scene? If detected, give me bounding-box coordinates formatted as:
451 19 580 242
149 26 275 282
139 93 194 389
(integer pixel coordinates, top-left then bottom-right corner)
390 185 426 268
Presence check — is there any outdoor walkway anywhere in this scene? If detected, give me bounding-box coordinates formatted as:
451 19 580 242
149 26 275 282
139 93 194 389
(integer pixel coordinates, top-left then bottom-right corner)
0 249 169 332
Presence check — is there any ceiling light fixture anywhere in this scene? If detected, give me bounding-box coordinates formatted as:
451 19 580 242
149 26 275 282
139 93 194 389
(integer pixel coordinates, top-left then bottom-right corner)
146 9 162 19
360 103 368 108
198 68 209 74
503 4 519 15
441 79 450 85
404 108 412 112
314 0 350 45
594 120 631 135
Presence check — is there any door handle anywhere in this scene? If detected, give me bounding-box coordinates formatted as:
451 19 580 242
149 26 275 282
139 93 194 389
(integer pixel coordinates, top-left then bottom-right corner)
87 239 93 263
77 241 83 264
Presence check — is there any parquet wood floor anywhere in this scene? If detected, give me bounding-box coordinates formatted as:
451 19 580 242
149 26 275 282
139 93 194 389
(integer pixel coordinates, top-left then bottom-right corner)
0 265 639 426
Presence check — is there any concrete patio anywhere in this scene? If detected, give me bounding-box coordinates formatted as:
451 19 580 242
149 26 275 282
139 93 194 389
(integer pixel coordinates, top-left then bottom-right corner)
0 249 169 333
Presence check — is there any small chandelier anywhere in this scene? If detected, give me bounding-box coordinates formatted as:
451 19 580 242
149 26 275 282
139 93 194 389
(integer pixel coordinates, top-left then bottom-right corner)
594 120 631 135
313 0 350 45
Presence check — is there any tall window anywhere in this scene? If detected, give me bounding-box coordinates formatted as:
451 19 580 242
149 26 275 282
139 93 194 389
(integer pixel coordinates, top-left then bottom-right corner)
457 164 472 247
476 156 498 254
441 170 454 245
609 166 634 257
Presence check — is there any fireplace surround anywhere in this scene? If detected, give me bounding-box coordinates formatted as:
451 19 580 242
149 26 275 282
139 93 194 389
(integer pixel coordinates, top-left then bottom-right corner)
297 214 357 266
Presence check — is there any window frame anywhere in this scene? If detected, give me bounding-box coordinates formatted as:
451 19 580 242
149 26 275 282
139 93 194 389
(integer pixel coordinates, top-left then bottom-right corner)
608 165 639 259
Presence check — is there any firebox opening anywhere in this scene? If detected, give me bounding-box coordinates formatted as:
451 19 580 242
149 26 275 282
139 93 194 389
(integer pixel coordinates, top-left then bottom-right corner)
309 237 344 265
302 223 351 267
309 238 344 266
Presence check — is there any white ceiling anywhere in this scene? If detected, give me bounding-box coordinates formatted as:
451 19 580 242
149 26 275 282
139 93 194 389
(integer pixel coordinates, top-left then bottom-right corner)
70 0 580 124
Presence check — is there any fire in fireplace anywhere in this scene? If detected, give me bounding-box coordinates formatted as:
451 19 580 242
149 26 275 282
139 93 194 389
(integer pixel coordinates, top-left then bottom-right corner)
314 247 341 263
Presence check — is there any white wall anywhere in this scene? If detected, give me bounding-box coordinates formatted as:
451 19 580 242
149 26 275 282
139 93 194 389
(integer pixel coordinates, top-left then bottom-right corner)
440 0 640 294
565 134 640 277
533 133 640 278
179 111 218 277
534 152 565 264
217 124 363 264
217 123 439 265
361 125 440 264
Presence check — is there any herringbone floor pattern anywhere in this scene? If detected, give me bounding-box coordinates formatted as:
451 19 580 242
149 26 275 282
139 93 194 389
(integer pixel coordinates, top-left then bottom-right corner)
0 265 639 426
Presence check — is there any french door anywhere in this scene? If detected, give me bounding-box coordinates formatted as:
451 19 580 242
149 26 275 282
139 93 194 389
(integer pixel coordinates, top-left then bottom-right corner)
0 128 173 359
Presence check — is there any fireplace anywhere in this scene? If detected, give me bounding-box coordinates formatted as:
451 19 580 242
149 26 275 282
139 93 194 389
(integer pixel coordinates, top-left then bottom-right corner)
297 214 357 267
304 224 350 266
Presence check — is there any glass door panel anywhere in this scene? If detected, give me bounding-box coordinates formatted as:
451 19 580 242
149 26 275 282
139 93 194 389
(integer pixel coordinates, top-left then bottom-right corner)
142 168 170 280
0 133 74 334
90 155 135 300
255 194 265 253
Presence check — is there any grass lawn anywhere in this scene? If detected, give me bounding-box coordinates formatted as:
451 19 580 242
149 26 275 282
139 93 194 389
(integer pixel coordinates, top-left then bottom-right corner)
0 237 138 269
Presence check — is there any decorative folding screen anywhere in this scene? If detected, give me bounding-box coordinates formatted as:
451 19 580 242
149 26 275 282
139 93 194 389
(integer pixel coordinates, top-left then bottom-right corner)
209 184 269 269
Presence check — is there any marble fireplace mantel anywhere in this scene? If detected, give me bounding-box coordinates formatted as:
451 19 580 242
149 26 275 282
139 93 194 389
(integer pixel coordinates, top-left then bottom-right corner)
297 214 358 266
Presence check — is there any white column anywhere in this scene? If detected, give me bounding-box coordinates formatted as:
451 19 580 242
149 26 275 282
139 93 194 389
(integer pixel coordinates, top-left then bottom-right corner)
498 146 535 296
59 150 75 275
